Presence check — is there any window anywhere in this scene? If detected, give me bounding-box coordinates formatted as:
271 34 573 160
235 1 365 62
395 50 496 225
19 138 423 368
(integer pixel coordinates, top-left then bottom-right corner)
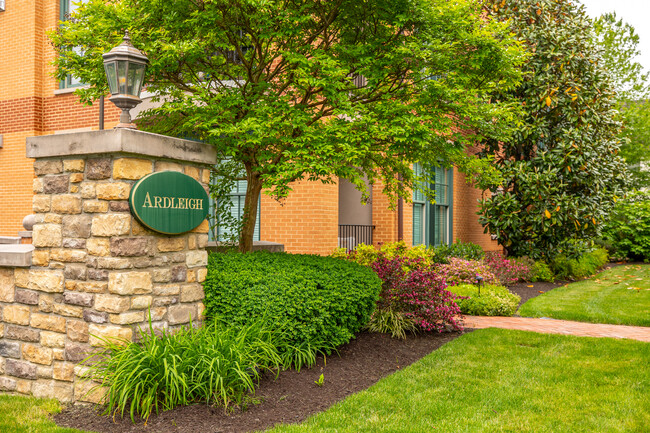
212 179 261 243
412 163 453 247
59 0 87 89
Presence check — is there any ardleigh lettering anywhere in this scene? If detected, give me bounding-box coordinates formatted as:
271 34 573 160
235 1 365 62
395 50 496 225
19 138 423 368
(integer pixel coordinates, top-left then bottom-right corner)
142 192 204 210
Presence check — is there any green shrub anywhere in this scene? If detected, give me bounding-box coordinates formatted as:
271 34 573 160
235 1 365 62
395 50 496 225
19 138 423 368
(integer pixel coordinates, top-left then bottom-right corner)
602 191 650 261
85 317 283 422
332 241 435 269
529 261 555 282
551 248 609 280
203 252 381 355
432 240 485 263
447 284 520 316
435 257 499 285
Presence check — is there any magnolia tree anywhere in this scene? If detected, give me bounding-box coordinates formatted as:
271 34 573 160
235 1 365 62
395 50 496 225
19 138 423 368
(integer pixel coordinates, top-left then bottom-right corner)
479 0 629 260
51 0 525 252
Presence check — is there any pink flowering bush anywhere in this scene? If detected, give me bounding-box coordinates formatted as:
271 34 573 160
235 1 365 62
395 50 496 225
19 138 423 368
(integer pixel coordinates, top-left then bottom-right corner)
435 257 498 286
370 256 463 334
484 251 532 285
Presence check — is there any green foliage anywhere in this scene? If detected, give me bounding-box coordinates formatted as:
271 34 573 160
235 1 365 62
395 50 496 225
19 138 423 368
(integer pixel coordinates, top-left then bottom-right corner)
84 317 284 423
435 258 498 286
551 248 609 280
479 0 629 260
50 0 525 251
203 252 381 354
529 261 555 282
432 241 485 264
602 192 650 261
448 284 520 316
333 241 435 270
366 309 419 340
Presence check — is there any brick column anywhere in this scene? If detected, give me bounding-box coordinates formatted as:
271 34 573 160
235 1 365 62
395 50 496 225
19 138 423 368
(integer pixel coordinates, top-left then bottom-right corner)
0 129 216 403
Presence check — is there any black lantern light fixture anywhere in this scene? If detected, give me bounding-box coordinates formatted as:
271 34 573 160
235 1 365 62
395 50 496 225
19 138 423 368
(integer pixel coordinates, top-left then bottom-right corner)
102 31 148 129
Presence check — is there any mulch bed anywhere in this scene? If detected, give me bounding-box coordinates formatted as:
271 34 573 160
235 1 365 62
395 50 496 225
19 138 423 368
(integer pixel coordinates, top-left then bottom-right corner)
54 330 462 433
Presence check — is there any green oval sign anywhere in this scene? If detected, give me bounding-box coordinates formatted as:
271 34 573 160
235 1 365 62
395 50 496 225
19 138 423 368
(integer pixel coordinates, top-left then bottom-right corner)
129 171 209 235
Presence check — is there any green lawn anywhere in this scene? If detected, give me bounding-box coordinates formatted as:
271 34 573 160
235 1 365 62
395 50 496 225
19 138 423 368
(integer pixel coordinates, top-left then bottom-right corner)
0 395 88 433
265 329 649 433
518 264 650 326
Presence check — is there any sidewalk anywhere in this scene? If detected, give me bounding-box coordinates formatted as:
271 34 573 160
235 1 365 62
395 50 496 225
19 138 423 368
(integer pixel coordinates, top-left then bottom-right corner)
463 315 650 342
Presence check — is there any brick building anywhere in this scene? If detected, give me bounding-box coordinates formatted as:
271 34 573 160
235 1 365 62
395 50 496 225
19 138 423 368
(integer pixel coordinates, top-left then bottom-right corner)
0 0 500 255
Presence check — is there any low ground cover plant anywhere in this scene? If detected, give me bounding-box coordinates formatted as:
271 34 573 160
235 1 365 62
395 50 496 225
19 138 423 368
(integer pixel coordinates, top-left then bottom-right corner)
528 260 555 282
203 252 381 358
602 191 650 261
435 257 498 286
483 252 532 285
447 284 520 316
432 240 485 263
551 248 608 280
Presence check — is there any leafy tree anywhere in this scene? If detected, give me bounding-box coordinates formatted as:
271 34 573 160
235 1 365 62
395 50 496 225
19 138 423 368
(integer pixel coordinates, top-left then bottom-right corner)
51 0 525 252
479 0 629 260
593 12 650 188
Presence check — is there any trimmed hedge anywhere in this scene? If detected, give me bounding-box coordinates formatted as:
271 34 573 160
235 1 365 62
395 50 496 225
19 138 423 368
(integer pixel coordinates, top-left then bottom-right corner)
447 284 520 316
203 252 381 352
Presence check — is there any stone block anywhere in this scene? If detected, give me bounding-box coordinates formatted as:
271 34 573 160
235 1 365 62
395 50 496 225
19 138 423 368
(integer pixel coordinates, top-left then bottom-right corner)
69 173 84 183
6 325 40 343
89 324 133 347
0 341 21 358
37 366 53 379
33 195 51 213
171 265 187 283
53 349 64 361
131 219 151 235
88 269 109 281
80 182 96 198
109 311 145 325
132 257 153 268
3 305 31 325
34 160 63 175
63 264 87 281
33 177 44 193
52 303 84 318
87 238 110 256
155 161 183 172
28 269 64 293
51 195 82 214
197 302 206 319
180 284 204 303
86 158 112 180
62 238 86 249
188 235 197 250
184 165 200 181
113 158 153 180
74 379 106 404
33 380 73 403
197 268 207 283
42 174 69 193
109 200 130 212
70 184 79 193
53 362 75 381
96 182 131 200
83 310 109 324
168 304 197 325
94 294 130 313
0 377 17 391
67 320 89 343
191 219 210 233
201 168 211 184
63 292 94 307
38 294 55 313
152 296 177 307
153 285 180 296
157 237 185 252
50 248 87 263
197 234 209 248
22 344 53 365
6 359 37 379
91 214 131 236
41 331 65 348
111 238 150 257
186 270 196 283
150 307 167 321
31 313 67 333
186 250 208 268
33 224 62 247
64 342 92 362
83 200 109 213
44 214 63 224
96 257 132 269
108 271 152 295
153 268 171 283
63 159 85 172
131 296 152 310
0 268 15 302
14 269 30 288
31 250 50 267
15 379 32 394
15 289 39 305
62 215 92 238
72 281 108 294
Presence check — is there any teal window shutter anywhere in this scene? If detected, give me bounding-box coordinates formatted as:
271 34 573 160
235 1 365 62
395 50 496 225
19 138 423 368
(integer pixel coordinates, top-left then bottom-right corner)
412 163 426 245
412 163 453 247
214 180 261 242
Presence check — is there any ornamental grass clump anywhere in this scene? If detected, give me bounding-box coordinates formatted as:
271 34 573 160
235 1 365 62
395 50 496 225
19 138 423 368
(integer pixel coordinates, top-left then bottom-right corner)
435 257 498 286
483 251 532 285
369 256 463 337
84 317 283 423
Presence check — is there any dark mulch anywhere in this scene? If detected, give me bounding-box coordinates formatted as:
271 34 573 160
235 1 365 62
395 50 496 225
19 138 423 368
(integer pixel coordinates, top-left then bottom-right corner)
54 330 462 433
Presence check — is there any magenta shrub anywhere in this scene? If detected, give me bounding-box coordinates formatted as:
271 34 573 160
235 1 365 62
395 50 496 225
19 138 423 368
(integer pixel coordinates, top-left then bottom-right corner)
435 257 498 286
484 251 532 285
371 256 463 332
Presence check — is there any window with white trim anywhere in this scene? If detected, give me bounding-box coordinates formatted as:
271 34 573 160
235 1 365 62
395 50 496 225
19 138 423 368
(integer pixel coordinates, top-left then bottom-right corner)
412 163 453 247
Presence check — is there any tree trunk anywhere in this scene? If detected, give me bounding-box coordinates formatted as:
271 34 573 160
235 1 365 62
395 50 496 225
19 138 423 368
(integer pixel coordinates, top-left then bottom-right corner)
238 167 263 253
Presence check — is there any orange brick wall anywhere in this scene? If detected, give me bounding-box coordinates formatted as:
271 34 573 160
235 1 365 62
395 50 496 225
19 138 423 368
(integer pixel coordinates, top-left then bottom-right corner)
0 0 120 236
260 180 339 255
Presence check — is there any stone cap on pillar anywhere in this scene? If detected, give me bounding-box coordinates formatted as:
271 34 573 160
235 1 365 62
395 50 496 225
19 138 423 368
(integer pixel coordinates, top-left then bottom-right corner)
27 129 217 165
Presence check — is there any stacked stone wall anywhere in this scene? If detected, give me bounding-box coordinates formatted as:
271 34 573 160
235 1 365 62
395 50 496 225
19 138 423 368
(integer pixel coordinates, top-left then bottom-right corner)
0 154 211 403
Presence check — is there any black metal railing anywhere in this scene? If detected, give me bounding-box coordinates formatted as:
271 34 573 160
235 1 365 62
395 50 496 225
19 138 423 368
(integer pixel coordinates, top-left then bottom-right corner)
338 224 375 251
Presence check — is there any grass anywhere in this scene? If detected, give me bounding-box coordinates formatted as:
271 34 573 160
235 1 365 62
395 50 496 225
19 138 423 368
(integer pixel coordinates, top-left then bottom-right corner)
518 264 650 326
0 395 88 433
265 329 649 433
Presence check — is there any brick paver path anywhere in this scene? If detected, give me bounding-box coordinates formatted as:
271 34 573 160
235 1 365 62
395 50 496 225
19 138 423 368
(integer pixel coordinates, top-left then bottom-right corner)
463 315 650 342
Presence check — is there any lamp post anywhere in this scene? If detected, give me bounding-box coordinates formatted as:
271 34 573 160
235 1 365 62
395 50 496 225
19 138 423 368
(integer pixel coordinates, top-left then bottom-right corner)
102 31 148 129
475 275 483 295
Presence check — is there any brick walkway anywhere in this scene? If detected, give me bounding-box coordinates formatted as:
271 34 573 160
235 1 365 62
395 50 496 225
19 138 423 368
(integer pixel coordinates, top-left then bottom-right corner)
462 315 650 342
